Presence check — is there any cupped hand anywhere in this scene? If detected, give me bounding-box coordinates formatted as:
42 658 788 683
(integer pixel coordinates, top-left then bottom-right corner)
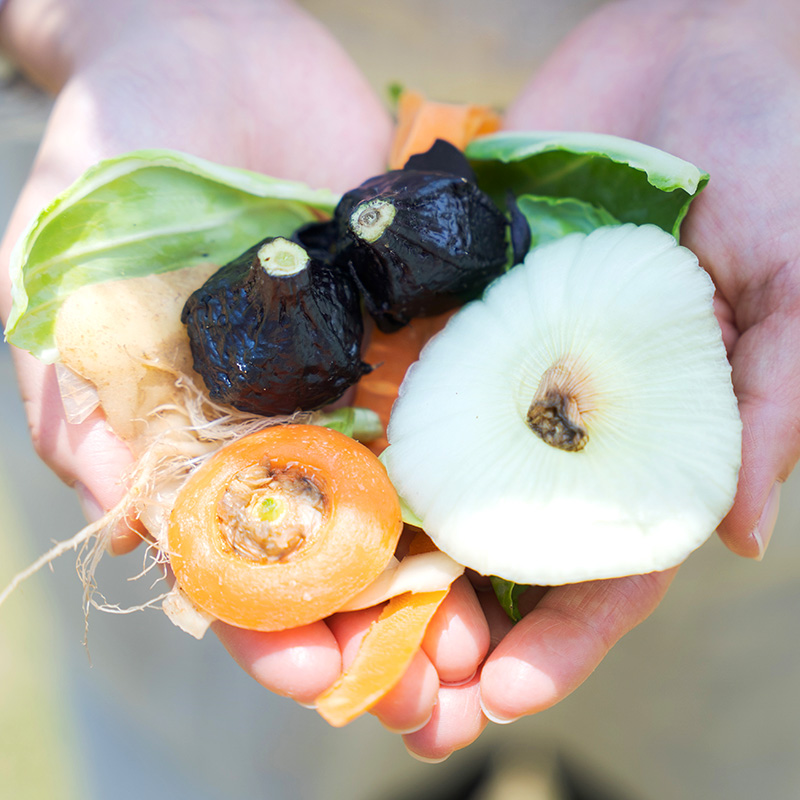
0 0 392 507
471 0 800 749
0 0 412 724
0 0 494 755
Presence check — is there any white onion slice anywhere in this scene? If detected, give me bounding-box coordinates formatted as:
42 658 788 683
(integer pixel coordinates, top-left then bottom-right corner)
383 224 742 585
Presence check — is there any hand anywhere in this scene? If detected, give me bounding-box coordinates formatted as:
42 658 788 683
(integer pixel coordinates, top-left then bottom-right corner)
470 0 800 744
0 0 392 513
0 0 493 753
0 0 427 726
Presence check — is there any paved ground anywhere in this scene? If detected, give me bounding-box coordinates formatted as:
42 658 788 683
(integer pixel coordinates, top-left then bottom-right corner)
1 4 799 799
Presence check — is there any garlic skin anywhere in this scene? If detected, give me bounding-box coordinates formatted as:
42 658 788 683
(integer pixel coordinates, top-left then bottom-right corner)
383 224 742 585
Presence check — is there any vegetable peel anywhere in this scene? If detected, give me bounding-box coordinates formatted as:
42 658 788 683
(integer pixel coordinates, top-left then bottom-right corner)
315 588 449 727
167 425 403 632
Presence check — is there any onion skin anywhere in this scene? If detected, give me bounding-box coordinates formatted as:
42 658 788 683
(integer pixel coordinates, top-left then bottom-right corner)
168 425 403 631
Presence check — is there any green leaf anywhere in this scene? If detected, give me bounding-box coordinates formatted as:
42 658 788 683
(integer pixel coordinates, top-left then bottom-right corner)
316 407 384 442
489 576 530 623
5 149 340 362
466 131 708 240
516 194 620 247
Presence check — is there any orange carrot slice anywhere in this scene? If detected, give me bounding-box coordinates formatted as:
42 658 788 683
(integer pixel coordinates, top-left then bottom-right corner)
355 312 455 454
388 89 501 170
168 425 402 631
315 587 449 727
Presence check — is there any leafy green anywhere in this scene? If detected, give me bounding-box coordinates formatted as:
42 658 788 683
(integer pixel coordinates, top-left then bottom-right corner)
516 194 620 247
467 131 708 240
489 576 530 623
5 149 339 362
316 407 384 442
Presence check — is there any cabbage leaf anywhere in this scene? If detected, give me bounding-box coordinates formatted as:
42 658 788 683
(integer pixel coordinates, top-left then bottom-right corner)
5 149 339 362
467 131 708 240
516 194 620 248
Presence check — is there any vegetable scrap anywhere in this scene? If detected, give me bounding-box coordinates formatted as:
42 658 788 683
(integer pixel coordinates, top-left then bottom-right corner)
383 223 742 586
168 425 403 631
1 88 741 726
332 154 510 332
388 89 501 171
316 588 449 727
182 236 370 415
316 532 450 726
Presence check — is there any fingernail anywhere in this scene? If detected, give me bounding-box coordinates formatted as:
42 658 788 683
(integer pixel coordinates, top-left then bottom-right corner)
750 483 781 561
381 711 433 735
404 747 451 764
439 670 478 688
75 482 104 523
479 697 519 725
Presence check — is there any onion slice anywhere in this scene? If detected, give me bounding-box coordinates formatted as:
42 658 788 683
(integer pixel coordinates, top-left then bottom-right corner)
337 551 464 612
383 224 742 585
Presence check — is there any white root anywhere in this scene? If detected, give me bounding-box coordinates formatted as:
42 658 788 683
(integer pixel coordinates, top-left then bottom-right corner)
0 364 315 622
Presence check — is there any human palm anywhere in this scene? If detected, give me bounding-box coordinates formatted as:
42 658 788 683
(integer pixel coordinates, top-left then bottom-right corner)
3 0 797 764
472 0 800 741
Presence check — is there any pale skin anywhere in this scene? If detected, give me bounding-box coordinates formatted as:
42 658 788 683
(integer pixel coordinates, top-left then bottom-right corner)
1 0 797 763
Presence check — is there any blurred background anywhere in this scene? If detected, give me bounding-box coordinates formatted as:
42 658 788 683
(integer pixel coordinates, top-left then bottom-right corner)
2 2 800 798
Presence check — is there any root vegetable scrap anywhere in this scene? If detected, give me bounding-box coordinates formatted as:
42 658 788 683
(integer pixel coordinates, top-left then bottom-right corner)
168 425 403 631
388 90 501 171
316 588 449 727
333 164 509 332
315 533 448 726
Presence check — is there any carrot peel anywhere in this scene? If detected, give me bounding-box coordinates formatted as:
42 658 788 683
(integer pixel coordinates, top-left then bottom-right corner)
315 587 449 727
388 89 501 170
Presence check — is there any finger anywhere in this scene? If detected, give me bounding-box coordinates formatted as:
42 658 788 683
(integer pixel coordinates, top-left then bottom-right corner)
480 569 675 723
370 648 439 734
104 516 150 556
11 348 145 556
213 620 342 706
11 348 134 486
402 674 487 763
711 309 797 558
421 575 490 684
326 605 383 667
76 487 150 557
